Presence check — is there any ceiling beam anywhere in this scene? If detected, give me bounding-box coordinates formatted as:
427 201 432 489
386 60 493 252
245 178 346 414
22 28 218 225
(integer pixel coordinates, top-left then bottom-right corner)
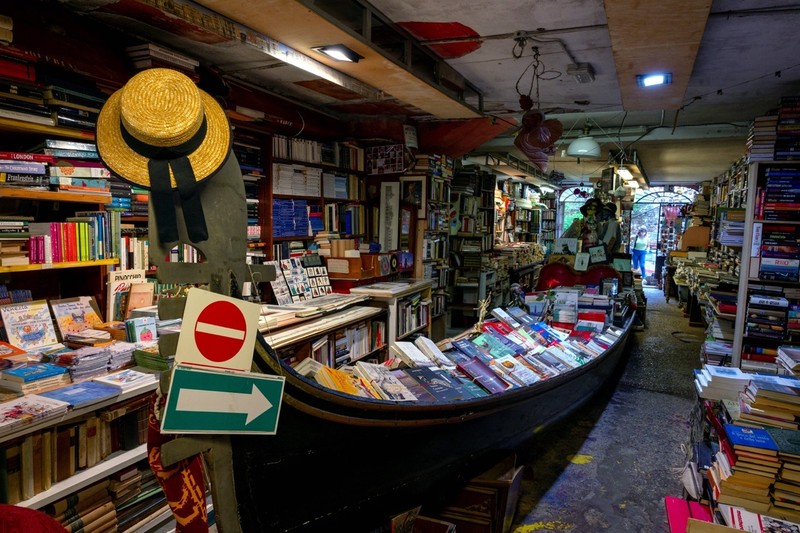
194 0 482 119
605 0 712 110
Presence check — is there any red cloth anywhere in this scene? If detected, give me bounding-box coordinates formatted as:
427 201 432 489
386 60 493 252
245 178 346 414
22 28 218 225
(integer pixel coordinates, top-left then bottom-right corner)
0 505 64 532
147 393 208 533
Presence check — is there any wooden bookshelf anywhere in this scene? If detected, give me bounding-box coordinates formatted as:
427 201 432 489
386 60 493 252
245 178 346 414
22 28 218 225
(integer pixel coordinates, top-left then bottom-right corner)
0 258 119 273
0 188 112 204
0 117 96 141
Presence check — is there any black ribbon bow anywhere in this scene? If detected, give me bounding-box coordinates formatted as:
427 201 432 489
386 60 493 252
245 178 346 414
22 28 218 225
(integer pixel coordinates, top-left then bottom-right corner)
120 118 210 244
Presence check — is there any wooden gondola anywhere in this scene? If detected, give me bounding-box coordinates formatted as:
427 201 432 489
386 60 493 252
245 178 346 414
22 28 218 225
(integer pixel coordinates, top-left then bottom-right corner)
230 296 633 532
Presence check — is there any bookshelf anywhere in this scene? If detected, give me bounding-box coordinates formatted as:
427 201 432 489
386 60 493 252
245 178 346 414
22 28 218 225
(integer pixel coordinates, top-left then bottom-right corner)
349 279 433 345
732 161 800 370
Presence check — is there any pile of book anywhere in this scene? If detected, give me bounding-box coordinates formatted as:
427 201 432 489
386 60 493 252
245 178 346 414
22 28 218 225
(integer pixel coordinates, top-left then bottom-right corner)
48 158 111 196
124 42 199 81
0 153 49 190
0 362 70 394
113 464 170 531
41 78 105 130
694 364 752 402
746 115 778 163
775 96 800 160
0 217 30 266
758 167 800 223
294 305 626 402
0 393 69 435
746 294 788 343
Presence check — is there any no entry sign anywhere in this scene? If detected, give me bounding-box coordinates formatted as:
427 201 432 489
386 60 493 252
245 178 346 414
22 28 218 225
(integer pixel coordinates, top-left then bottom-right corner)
175 288 261 371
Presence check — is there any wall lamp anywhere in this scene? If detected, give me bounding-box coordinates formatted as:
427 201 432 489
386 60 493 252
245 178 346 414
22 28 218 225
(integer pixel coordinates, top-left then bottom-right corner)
312 44 364 63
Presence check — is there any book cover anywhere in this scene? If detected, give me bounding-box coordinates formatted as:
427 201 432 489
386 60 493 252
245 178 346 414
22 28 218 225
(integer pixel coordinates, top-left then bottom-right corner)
724 424 779 453
456 357 511 394
124 282 155 319
405 367 464 402
0 341 26 360
353 361 417 401
491 355 541 386
1 362 67 382
49 296 103 340
451 338 493 363
0 394 69 433
470 333 517 359
390 341 436 368
92 368 156 391
0 300 59 351
39 381 120 409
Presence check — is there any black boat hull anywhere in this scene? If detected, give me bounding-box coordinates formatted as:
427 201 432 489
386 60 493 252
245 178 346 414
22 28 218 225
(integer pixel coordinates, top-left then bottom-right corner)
232 321 632 532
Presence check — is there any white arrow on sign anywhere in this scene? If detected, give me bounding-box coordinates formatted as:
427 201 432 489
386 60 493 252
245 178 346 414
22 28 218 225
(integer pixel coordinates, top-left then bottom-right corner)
175 384 273 425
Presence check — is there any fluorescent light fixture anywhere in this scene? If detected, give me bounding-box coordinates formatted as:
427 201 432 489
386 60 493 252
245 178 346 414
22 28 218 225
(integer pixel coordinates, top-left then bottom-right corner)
626 180 640 188
312 44 363 63
539 186 555 193
636 73 672 87
617 165 633 180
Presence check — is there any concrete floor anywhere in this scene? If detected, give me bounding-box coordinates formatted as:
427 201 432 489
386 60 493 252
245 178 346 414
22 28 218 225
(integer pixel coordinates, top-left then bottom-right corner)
510 286 703 533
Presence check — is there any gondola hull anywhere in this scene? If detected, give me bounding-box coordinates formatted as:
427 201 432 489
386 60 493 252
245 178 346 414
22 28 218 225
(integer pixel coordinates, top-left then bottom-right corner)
232 320 632 532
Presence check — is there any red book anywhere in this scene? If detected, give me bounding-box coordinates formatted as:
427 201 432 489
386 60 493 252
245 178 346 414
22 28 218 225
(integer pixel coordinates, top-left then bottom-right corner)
663 496 712 533
0 151 54 163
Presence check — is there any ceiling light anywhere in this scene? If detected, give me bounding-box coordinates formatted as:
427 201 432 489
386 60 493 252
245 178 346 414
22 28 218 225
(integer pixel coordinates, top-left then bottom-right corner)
566 135 601 160
626 180 640 188
539 186 555 193
617 165 633 180
636 73 672 87
312 45 363 63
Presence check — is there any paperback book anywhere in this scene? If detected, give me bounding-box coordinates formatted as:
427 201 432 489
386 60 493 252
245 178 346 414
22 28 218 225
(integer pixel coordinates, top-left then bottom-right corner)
38 380 120 409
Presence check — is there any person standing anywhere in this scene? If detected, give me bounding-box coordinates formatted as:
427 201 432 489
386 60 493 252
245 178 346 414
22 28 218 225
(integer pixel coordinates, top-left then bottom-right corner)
601 202 622 254
631 227 649 278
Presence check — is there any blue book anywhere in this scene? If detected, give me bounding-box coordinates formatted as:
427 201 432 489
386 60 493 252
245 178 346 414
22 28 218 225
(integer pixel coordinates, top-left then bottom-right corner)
452 338 492 363
39 381 120 409
1 363 67 383
724 423 778 452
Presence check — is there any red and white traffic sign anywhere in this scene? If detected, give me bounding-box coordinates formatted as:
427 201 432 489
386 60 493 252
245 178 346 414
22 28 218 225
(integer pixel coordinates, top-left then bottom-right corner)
175 288 261 371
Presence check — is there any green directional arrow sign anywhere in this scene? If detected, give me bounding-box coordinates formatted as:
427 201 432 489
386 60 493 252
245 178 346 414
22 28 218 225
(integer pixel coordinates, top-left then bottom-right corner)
161 364 285 435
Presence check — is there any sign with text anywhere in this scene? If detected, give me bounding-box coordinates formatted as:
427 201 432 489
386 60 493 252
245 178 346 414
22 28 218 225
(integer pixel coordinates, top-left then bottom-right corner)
161 364 285 434
175 288 260 371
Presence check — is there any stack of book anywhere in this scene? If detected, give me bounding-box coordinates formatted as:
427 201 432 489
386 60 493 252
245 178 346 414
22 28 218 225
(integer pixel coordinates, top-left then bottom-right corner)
746 115 778 162
0 362 70 394
693 365 752 402
48 159 111 196
124 42 199 81
112 465 169 531
758 167 800 223
767 426 800 517
0 218 30 266
746 294 788 343
711 424 779 514
0 153 48 189
51 346 112 381
47 479 118 531
0 74 55 127
775 96 800 160
41 79 105 130
777 346 800 375
0 393 69 435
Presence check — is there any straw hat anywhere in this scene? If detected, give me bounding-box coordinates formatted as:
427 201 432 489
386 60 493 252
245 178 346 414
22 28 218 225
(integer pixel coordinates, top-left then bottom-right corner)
579 197 603 217
96 68 230 188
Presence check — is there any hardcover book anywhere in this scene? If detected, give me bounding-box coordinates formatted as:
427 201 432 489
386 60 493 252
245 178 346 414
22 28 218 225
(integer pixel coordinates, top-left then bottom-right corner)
405 367 465 402
1 362 67 383
456 357 511 395
49 296 104 340
0 300 59 352
491 355 541 386
724 424 779 454
390 341 437 368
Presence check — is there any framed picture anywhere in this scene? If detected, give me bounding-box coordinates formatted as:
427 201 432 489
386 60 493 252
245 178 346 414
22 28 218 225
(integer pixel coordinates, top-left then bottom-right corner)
555 237 578 255
588 244 609 264
612 254 632 272
601 277 619 297
399 175 427 218
622 271 634 287
379 182 400 251
574 252 590 271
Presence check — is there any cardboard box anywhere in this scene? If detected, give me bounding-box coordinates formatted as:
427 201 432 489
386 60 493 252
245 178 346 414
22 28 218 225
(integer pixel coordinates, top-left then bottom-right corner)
326 255 375 279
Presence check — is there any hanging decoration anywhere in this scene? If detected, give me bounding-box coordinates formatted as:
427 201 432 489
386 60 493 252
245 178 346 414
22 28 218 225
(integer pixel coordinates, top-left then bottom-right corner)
512 45 563 173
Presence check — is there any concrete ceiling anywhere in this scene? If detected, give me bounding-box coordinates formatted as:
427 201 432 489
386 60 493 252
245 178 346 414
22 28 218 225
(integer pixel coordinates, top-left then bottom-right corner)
58 0 800 188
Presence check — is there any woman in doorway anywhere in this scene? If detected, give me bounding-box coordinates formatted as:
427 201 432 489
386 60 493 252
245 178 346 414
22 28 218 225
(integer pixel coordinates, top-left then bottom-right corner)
631 227 649 278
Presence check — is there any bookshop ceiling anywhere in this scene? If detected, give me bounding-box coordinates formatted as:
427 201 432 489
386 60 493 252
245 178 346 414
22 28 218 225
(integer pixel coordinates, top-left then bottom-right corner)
57 0 800 187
